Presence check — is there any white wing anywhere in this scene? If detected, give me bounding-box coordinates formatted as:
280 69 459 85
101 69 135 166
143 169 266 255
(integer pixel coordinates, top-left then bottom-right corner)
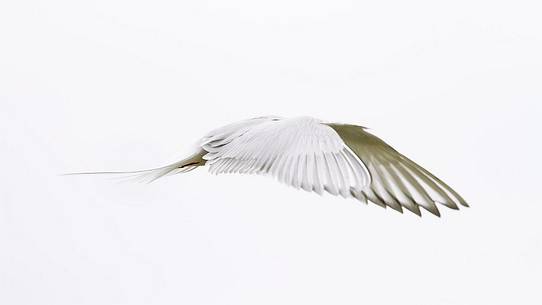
200 116 371 197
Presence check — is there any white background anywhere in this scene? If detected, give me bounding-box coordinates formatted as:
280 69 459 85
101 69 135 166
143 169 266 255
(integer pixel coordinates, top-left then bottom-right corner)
1 0 541 304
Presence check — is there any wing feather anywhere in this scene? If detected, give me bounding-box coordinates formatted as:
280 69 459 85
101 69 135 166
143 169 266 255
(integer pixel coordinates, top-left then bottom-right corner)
328 123 467 217
201 117 371 198
202 117 465 217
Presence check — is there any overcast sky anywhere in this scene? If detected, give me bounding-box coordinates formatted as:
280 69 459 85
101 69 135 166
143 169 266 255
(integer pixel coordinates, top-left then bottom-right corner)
1 0 541 304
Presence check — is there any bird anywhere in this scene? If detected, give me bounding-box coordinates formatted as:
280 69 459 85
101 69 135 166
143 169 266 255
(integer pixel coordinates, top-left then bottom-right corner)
69 116 468 217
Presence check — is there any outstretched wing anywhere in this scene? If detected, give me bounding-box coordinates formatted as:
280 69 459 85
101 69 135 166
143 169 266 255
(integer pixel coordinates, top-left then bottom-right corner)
200 116 371 197
328 124 468 217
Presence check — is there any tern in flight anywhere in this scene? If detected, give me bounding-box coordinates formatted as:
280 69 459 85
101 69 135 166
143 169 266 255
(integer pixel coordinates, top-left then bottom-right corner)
71 116 468 217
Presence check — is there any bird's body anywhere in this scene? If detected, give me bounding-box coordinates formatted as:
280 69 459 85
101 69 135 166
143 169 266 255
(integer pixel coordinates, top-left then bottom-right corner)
72 116 468 217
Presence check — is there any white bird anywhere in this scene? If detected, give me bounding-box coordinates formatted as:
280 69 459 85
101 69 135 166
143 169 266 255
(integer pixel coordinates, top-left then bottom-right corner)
71 116 468 217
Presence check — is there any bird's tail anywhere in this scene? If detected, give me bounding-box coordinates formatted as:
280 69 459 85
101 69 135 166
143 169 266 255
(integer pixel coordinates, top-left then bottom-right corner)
63 149 207 183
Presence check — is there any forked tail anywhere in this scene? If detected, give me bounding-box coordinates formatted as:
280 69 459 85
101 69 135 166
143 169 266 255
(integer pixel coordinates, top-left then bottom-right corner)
64 149 207 183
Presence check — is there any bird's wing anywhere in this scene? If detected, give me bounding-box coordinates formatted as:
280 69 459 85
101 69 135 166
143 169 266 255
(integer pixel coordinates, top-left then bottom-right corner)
328 124 468 216
200 116 371 197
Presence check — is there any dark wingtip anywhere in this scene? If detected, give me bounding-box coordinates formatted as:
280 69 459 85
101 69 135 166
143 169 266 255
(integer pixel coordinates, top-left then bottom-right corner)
408 207 422 217
427 207 441 217
437 201 460 210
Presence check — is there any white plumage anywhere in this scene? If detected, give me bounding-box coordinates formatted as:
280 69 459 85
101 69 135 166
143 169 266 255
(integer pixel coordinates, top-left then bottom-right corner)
69 115 468 217
201 116 370 197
